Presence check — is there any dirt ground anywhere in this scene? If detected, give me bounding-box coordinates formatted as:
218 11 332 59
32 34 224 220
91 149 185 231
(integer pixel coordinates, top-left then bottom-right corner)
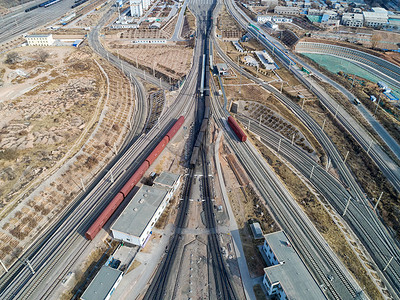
0 46 135 270
105 43 193 80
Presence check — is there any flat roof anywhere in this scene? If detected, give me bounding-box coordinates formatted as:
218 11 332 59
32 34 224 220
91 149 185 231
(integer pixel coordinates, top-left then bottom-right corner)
26 34 52 38
81 265 122 300
111 185 168 237
264 231 326 299
153 172 180 188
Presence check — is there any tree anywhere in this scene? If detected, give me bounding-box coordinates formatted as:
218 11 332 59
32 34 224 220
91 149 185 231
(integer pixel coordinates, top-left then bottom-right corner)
4 52 20 64
34 49 49 62
371 33 381 49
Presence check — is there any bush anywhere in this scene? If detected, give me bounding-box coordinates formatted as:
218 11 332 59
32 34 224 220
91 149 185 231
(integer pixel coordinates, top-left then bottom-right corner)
5 52 20 64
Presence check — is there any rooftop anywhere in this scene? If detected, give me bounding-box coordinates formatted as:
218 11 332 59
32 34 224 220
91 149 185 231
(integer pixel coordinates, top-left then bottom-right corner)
264 231 326 300
153 172 180 188
81 266 122 300
111 185 168 237
26 34 52 38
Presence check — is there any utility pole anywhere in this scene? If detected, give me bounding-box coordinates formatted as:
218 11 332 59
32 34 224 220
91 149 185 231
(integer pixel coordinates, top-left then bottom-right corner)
322 118 326 131
383 256 394 272
343 196 351 216
110 170 114 183
239 67 242 94
374 95 381 115
26 260 35 275
310 165 315 180
291 134 295 146
248 119 250 131
367 141 372 154
343 150 349 164
301 98 305 110
159 77 162 88
374 192 383 210
259 115 262 125
326 157 331 171
334 105 339 119
277 138 281 152
81 178 86 192
136 56 138 68
0 259 8 273
280 81 283 93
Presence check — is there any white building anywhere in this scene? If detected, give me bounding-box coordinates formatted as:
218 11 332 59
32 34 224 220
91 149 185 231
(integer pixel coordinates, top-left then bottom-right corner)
25 34 54 46
111 179 178 247
142 0 151 10
262 231 326 300
265 21 279 30
342 13 364 27
81 266 123 300
274 6 301 15
363 11 388 28
130 0 143 17
257 15 292 24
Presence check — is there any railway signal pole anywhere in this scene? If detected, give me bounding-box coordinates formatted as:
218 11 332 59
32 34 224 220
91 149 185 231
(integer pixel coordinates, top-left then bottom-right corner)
277 138 282 152
291 134 295 146
334 105 339 119
367 141 372 154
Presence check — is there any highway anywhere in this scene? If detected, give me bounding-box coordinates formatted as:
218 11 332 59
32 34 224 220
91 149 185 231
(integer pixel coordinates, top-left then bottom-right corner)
0 3 199 300
210 72 361 299
225 0 400 194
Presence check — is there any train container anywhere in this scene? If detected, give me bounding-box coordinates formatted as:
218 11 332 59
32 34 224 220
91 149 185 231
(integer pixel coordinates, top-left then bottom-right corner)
228 116 247 142
85 116 185 240
195 131 204 148
44 0 61 7
25 5 39 12
200 119 208 132
204 106 210 119
119 161 149 197
165 116 185 141
146 136 169 165
205 95 211 108
85 192 124 240
190 147 199 166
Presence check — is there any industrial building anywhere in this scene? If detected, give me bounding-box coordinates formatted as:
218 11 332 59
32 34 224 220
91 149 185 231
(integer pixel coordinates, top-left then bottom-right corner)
110 173 180 247
363 10 388 28
274 6 301 15
153 172 181 193
262 231 326 300
80 265 123 300
25 34 54 46
341 13 364 27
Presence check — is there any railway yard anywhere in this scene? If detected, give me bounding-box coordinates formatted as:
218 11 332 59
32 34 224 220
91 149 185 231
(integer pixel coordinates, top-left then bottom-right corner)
0 0 400 300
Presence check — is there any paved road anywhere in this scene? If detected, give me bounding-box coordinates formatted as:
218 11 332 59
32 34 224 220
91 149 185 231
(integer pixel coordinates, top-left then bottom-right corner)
170 0 187 41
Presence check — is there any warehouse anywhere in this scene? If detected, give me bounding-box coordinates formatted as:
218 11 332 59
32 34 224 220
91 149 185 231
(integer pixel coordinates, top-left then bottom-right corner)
262 231 326 299
80 265 123 300
153 172 181 192
25 34 54 46
110 173 179 247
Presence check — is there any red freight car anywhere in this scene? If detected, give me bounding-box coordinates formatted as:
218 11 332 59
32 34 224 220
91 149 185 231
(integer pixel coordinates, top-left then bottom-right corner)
85 116 185 241
146 136 169 165
165 116 185 141
120 161 149 197
228 116 247 142
85 192 124 240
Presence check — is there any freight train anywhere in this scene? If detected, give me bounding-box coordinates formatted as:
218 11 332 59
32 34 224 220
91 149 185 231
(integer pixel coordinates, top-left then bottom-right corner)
85 116 185 240
190 96 211 166
228 116 247 142
71 0 89 9
25 0 62 11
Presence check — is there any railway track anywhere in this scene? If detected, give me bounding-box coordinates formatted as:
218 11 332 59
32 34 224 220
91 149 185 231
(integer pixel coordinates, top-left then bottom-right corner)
200 147 238 300
209 71 359 299
238 115 400 297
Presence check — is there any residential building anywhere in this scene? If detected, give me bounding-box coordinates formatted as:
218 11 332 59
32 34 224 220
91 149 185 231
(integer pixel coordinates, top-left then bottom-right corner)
274 6 301 15
80 266 123 300
130 0 143 17
142 0 151 10
25 34 54 46
342 13 364 27
262 231 326 300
